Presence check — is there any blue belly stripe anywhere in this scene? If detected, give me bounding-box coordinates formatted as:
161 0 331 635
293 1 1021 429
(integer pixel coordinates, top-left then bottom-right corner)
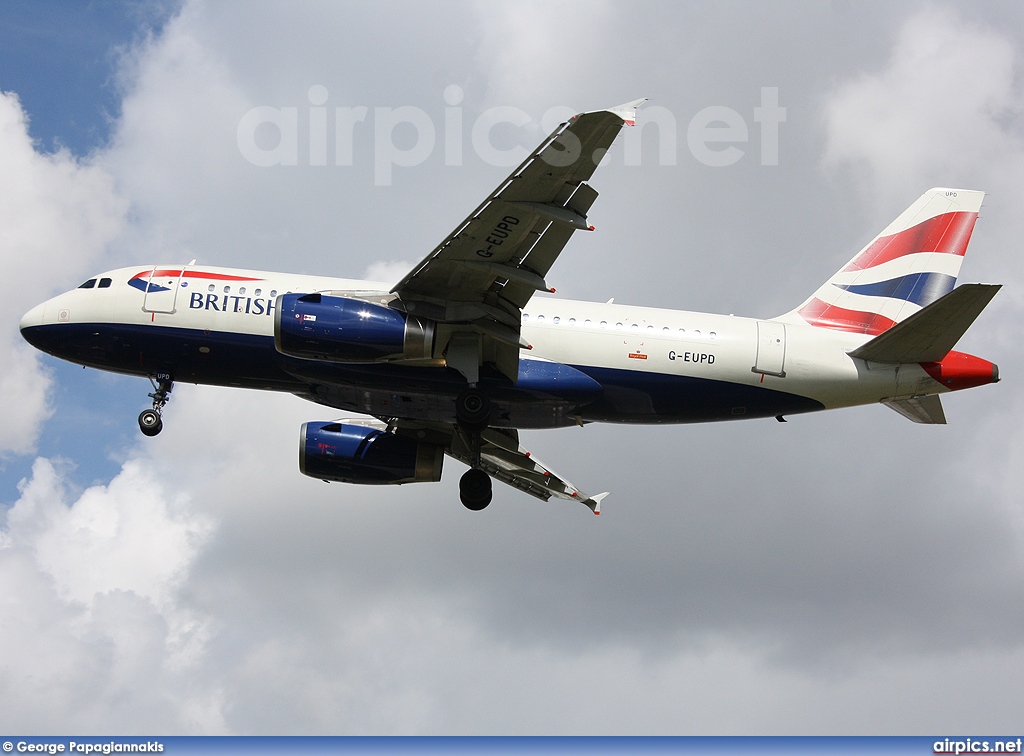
22 322 825 425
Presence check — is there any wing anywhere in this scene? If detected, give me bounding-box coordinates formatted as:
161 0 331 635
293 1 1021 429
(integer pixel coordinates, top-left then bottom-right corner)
391 99 645 382
392 420 608 514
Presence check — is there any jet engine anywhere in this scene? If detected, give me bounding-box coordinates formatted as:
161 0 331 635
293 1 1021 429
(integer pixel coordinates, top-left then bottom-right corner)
276 293 434 362
299 421 444 485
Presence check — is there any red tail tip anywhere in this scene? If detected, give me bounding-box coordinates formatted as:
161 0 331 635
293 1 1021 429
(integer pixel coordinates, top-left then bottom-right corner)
922 351 999 391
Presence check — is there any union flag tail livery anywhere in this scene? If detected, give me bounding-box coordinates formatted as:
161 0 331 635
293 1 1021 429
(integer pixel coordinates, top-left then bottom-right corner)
19 101 1003 514
784 188 983 335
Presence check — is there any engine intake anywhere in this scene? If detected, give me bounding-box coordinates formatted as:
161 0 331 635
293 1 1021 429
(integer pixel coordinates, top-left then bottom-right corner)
276 293 434 362
299 421 443 485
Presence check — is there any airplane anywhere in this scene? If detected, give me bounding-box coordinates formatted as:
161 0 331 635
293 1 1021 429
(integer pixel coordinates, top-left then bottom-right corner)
19 99 1001 514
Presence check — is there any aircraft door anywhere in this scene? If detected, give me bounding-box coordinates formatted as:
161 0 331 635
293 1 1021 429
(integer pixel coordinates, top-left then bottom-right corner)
142 265 189 314
753 321 786 378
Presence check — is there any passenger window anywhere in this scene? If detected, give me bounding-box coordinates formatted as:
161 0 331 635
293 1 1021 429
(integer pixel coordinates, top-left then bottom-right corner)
255 289 262 297
647 325 654 331
208 284 215 292
536 315 545 322
662 327 670 332
270 290 278 297
553 316 560 324
223 285 231 293
568 318 576 325
239 287 246 295
98 278 112 288
630 323 638 330
78 279 97 289
523 313 529 321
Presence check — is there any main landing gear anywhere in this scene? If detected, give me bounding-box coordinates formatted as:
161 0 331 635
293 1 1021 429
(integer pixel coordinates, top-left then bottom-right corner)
459 468 492 511
138 373 173 437
455 387 492 511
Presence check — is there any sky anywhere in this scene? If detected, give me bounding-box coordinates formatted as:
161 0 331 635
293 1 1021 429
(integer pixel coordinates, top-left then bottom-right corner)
1 0 1024 735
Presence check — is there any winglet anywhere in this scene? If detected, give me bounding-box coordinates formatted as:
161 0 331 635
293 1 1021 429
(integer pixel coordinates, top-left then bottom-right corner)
586 492 610 515
605 98 647 126
578 99 647 126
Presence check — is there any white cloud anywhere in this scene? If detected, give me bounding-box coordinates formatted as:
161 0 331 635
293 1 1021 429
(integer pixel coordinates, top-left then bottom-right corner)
20 459 208 611
0 92 128 454
471 0 614 109
0 346 53 456
362 259 417 286
103 3 254 265
0 457 220 732
822 9 1024 211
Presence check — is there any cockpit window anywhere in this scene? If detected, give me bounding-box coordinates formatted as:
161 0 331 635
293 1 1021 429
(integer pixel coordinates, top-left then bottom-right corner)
78 279 97 289
98 278 112 288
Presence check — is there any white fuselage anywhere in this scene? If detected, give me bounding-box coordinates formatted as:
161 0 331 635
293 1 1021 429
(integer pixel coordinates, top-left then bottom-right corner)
20 264 940 424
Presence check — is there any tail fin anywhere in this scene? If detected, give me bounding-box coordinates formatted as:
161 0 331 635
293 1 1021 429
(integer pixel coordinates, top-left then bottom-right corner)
782 188 984 335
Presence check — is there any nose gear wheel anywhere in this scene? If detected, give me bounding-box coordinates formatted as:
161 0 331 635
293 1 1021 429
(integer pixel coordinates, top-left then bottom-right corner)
138 373 173 437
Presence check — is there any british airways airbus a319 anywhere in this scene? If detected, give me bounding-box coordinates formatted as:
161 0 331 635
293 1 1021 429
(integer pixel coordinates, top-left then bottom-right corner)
20 100 1001 513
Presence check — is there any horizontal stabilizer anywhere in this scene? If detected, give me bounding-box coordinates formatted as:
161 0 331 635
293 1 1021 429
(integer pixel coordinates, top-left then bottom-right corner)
883 395 947 424
849 283 1000 364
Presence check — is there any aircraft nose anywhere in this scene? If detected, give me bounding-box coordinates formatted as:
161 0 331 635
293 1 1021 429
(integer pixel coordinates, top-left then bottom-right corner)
20 302 45 333
20 301 48 349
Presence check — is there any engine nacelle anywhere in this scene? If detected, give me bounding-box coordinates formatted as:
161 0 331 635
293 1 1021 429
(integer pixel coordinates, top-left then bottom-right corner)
276 293 434 362
299 421 444 485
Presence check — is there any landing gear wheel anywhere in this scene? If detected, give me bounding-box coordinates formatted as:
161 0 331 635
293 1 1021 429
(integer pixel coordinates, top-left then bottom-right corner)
455 388 491 428
460 468 492 510
139 373 173 437
138 409 163 437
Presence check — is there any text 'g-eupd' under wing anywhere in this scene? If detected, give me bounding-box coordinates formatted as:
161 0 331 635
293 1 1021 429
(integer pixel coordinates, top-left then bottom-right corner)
390 99 645 383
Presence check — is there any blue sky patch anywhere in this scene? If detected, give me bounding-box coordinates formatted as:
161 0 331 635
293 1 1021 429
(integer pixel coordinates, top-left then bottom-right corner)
0 0 176 155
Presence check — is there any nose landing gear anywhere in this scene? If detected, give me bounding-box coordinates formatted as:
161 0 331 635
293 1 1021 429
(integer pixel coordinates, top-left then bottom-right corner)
138 373 173 437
